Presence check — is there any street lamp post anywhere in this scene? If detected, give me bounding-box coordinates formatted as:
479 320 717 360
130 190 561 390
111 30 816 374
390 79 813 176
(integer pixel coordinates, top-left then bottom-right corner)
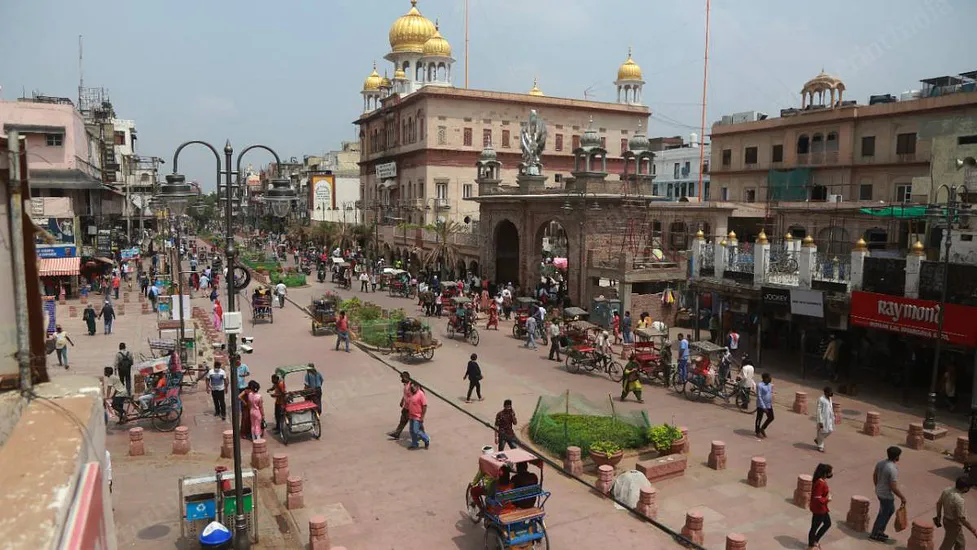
157 176 195 363
169 140 290 550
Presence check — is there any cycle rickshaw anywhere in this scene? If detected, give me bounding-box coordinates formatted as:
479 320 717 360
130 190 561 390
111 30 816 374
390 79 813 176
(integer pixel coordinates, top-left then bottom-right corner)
465 448 550 549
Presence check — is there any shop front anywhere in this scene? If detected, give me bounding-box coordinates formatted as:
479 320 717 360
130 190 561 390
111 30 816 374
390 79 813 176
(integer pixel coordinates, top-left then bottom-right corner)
37 245 80 298
760 286 836 375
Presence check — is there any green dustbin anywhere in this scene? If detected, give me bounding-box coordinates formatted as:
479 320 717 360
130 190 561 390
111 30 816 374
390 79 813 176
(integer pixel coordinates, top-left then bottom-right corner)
222 488 253 515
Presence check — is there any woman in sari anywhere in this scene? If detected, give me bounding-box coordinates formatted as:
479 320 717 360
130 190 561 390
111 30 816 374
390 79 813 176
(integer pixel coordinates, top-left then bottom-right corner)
486 300 500 330
213 298 223 331
239 381 264 440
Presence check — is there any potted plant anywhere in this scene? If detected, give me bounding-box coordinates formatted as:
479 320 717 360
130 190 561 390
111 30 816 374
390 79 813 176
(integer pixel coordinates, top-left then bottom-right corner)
588 440 624 467
649 424 684 455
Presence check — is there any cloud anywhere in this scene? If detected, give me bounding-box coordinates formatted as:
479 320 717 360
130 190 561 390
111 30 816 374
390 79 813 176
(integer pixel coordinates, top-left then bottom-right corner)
191 94 238 118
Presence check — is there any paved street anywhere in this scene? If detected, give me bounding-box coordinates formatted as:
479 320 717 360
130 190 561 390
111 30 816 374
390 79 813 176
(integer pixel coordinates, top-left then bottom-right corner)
48 254 977 549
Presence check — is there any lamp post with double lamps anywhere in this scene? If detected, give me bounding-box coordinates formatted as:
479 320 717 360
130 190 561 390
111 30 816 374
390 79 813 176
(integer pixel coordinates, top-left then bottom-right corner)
168 140 292 549
157 176 195 363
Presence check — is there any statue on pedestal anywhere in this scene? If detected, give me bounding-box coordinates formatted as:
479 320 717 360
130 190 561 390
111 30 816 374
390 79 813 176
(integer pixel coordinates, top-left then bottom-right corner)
519 109 547 176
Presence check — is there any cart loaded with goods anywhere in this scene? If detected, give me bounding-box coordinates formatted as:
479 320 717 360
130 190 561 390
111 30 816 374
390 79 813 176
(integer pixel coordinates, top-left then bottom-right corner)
387 317 441 361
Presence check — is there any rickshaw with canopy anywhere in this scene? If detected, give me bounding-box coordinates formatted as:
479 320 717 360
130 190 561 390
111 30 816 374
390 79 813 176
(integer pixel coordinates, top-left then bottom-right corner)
511 298 548 345
465 448 550 549
274 365 323 445
446 296 480 345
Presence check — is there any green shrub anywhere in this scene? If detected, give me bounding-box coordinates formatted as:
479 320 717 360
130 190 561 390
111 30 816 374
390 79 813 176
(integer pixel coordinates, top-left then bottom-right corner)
529 413 651 458
648 424 683 452
589 440 622 457
269 270 306 287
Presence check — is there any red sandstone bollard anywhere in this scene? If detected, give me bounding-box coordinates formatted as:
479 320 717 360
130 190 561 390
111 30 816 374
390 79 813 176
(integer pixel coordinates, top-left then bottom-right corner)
309 515 330 550
954 436 969 463
286 476 304 510
636 486 658 519
220 430 234 459
792 392 808 414
138 293 145 303
793 474 812 508
69 306 78 318
172 426 190 455
564 446 583 477
747 457 767 487
251 438 270 469
907 422 925 450
679 426 690 454
845 495 871 532
681 510 705 545
123 292 130 303
708 441 727 470
833 401 842 425
596 465 614 495
273 454 289 485
128 427 145 456
863 411 881 436
726 533 747 550
907 518 935 550
118 304 125 316
80 294 88 305
141 302 150 314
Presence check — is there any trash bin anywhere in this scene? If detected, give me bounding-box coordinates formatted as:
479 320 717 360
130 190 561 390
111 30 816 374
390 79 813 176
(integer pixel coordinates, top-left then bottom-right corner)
184 492 217 522
199 521 232 549
222 488 254 516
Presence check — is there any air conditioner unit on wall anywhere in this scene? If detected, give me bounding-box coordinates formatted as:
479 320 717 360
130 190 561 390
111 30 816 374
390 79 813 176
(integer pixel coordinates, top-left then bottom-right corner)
827 194 842 203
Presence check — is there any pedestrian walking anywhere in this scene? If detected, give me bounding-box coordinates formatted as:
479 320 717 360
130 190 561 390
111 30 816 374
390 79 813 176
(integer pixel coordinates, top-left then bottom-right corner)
148 284 159 312
547 321 562 361
494 399 518 451
114 343 134 395
212 298 223 331
808 463 834 549
870 446 907 542
335 310 351 352
612 311 621 345
622 311 633 344
620 357 644 403
677 332 690 383
206 361 228 421
371 271 378 292
935 476 977 550
98 300 116 334
406 383 430 450
755 372 774 438
815 386 835 452
83 304 97 336
359 271 370 292
53 325 74 369
112 274 121 300
464 353 483 403
387 371 412 440
727 328 740 358
275 281 287 309
525 315 538 350
304 363 324 414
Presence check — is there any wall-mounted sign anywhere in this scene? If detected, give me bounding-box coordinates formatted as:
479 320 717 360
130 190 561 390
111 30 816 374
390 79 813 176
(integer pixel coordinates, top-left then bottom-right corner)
30 198 44 217
761 286 791 311
37 245 77 259
375 162 397 180
35 218 76 245
790 289 824 318
309 174 336 215
96 230 112 258
850 290 977 347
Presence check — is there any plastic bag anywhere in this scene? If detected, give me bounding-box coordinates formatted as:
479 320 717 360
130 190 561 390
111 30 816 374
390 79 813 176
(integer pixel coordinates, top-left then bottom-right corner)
894 504 908 532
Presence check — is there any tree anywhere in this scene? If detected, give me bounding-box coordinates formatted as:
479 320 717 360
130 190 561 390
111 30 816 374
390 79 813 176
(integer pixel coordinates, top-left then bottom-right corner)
422 220 468 277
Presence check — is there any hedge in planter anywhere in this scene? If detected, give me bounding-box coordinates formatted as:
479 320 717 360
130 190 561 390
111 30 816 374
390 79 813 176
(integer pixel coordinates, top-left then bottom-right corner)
528 392 651 458
269 270 306 287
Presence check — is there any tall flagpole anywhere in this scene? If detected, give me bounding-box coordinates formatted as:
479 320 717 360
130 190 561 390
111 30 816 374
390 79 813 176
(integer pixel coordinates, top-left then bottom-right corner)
465 0 470 88
696 0 711 200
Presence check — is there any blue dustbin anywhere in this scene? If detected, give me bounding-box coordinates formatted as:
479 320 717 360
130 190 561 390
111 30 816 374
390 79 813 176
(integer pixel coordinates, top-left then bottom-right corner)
199 521 232 549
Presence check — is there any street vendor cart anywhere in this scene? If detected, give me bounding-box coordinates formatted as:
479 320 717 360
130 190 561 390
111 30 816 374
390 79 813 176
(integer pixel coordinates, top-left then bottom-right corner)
310 294 340 335
465 448 551 549
387 317 441 361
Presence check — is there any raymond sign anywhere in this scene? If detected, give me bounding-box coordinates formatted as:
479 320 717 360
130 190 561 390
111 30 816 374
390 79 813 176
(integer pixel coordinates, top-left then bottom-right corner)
849 291 977 347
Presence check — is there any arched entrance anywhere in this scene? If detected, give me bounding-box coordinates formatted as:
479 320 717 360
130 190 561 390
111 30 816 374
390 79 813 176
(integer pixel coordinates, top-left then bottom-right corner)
494 220 520 286
468 260 479 277
455 259 467 281
534 220 570 304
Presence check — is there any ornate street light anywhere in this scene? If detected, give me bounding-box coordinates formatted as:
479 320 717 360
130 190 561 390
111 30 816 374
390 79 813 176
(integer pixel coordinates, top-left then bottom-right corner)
156 173 196 367
265 177 295 218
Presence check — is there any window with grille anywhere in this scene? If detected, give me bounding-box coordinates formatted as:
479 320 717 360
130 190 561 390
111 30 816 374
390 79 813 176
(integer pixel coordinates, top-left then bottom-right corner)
463 128 472 147
555 134 563 151
721 149 731 166
46 134 63 147
744 147 758 165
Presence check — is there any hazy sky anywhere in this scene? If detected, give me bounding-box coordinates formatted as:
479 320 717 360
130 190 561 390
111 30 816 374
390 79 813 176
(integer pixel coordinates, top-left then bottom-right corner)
1 0 975 189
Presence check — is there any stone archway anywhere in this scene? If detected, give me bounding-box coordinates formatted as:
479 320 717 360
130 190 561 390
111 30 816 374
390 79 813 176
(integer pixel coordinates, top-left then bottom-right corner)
533 219 570 296
494 220 520 286
468 260 479 277
455 259 467 281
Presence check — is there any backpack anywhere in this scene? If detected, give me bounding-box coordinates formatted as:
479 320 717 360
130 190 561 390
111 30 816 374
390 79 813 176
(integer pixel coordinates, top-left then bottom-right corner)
118 351 133 370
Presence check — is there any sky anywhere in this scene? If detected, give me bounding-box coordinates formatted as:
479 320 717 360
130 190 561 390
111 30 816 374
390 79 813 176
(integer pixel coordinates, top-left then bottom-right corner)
1 0 975 189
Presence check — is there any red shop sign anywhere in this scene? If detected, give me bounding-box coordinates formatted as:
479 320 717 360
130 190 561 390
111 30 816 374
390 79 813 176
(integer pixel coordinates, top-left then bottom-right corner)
849 291 977 347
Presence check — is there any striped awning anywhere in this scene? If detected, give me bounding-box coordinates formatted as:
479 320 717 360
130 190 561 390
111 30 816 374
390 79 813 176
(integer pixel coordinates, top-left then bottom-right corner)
38 257 80 277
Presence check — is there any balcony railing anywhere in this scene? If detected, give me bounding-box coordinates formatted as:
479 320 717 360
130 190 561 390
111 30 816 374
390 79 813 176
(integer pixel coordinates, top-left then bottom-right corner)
725 243 754 273
796 153 809 165
767 249 799 286
435 198 450 209
813 253 851 283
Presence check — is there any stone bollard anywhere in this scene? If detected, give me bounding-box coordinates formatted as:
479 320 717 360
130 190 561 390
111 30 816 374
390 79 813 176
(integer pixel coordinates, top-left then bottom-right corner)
138 293 145 303
118 304 126 316
564 446 584 476
129 427 145 456
123 292 130 303
907 422 925 450
863 411 881 436
907 518 936 550
220 430 234 459
747 457 767 487
595 465 614 495
308 515 330 550
680 510 705 545
172 426 190 455
792 392 808 415
833 401 842 425
954 436 969 463
845 495 871 532
636 486 658 520
80 294 88 305
69 306 78 318
273 454 289 485
619 343 634 360
141 302 150 314
286 476 304 510
251 438 270 469
793 474 812 508
726 533 747 550
678 426 690 454
59 295 66 305
708 441 727 470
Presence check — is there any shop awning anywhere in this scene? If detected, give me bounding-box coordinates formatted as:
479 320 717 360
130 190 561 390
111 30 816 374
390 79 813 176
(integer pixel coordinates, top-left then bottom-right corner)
38 257 80 277
858 205 928 219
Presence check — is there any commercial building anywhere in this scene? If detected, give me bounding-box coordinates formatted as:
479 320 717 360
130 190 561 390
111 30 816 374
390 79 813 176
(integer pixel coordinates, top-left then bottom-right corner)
651 133 710 200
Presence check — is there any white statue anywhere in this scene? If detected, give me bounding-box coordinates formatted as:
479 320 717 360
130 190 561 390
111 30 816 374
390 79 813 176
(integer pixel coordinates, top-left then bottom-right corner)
520 109 547 176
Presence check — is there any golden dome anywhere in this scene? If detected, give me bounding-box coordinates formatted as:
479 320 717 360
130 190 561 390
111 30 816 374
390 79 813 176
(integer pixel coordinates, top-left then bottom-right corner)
380 72 393 89
617 48 643 81
911 240 925 253
695 229 705 239
389 0 437 54
785 233 794 241
393 67 407 80
757 230 768 245
363 64 383 91
422 24 452 57
528 78 544 97
854 237 868 251
720 239 728 247
727 230 737 240
802 234 815 246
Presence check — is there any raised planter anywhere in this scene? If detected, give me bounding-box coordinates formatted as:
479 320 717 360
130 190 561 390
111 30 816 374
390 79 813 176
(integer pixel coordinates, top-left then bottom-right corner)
589 450 625 468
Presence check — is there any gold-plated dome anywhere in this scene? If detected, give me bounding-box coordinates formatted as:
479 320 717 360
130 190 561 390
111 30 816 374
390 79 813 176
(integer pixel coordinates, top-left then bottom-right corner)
695 229 705 239
785 233 794 241
911 240 925 253
757 230 768 245
854 237 868 251
393 67 407 80
389 0 437 54
422 23 452 57
720 239 728 247
380 72 393 89
802 235 815 246
617 48 643 81
727 230 737 240
528 78 544 97
363 64 383 91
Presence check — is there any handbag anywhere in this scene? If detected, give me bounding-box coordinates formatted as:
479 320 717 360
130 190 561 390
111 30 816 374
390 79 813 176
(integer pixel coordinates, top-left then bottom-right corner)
894 504 908 532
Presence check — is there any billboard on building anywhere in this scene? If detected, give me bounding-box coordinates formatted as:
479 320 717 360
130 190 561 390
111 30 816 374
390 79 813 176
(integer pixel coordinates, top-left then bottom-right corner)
310 174 336 215
850 291 977 347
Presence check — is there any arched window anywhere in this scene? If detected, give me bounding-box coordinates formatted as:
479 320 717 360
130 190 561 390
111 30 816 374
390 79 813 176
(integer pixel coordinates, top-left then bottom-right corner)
826 132 839 151
415 64 423 82
797 134 810 154
417 110 425 141
811 133 825 153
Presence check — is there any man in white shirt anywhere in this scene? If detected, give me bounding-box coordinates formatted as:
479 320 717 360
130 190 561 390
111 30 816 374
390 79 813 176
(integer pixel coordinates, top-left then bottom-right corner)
815 386 835 452
275 282 287 309
206 361 228 421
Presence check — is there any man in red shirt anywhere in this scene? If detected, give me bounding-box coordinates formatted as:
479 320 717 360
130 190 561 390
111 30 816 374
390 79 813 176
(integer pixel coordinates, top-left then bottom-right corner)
335 311 350 353
406 383 430 450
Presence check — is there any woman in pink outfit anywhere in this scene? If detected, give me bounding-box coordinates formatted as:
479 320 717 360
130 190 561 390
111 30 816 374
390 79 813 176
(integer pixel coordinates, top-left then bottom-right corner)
213 298 223 331
240 381 264 440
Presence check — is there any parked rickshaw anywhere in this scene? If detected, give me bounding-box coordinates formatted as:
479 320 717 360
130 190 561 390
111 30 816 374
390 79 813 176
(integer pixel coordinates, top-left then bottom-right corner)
387 317 441 360
109 360 183 431
680 341 753 411
310 294 340 335
441 281 461 299
465 448 550 549
251 291 274 324
631 326 672 385
565 342 624 381
511 298 548 345
380 267 405 290
561 306 589 323
388 275 414 298
275 365 322 445
331 258 348 283
446 296 480 346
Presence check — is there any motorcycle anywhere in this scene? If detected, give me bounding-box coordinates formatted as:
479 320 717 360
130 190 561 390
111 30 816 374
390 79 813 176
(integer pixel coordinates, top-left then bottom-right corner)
300 261 312 276
317 267 326 283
